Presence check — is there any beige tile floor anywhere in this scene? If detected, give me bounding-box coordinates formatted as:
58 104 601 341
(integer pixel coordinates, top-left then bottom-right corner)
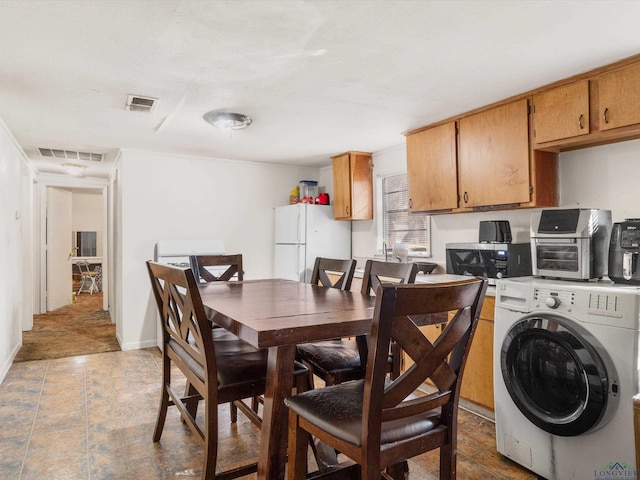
0 348 538 480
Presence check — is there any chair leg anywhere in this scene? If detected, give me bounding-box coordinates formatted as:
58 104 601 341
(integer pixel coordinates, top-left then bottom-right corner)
439 443 456 480
287 410 309 480
202 395 218 480
230 401 238 423
153 360 171 442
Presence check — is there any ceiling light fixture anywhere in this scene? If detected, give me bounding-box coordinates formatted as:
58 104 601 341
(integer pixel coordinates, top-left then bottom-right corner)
203 111 252 131
62 163 87 176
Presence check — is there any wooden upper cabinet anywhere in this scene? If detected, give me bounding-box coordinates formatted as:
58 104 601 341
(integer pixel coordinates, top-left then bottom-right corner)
458 99 531 208
533 80 590 144
331 151 373 220
406 122 458 212
599 62 640 131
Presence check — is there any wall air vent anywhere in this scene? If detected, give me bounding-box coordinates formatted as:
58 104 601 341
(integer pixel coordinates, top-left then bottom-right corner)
38 148 103 162
126 95 158 112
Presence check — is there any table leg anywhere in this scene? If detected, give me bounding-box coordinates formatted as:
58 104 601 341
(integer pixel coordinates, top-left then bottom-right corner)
257 344 296 480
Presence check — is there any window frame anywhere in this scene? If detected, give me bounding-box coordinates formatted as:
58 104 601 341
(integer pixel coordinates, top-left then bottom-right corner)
376 172 431 258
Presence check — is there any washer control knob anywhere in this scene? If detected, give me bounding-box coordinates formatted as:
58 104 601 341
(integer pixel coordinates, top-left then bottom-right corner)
545 296 560 309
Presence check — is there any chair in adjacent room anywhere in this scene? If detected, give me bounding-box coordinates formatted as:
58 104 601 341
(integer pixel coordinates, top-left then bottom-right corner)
76 260 100 295
285 277 488 480
146 261 307 480
296 259 418 388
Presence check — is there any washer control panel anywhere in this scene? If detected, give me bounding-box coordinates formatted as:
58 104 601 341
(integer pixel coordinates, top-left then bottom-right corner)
534 288 575 310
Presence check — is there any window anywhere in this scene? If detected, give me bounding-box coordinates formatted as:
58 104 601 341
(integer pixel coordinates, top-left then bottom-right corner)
378 173 431 257
73 231 97 257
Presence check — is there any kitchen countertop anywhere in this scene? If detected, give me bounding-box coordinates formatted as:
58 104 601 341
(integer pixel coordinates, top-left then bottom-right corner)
353 267 495 296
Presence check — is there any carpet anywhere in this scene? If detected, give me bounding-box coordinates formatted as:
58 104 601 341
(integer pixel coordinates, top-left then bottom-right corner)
14 291 120 362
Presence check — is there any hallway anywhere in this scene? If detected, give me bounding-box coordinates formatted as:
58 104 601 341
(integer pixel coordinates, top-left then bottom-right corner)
14 291 118 363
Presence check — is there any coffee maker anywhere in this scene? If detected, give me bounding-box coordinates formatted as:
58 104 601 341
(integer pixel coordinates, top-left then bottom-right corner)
609 218 640 284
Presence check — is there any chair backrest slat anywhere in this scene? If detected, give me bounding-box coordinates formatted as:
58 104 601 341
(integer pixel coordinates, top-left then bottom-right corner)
310 257 357 291
360 260 418 295
190 254 243 283
362 278 487 437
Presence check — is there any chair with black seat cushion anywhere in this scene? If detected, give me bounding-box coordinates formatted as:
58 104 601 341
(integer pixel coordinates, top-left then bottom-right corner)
296 259 417 388
285 277 488 480
146 261 308 480
186 254 247 421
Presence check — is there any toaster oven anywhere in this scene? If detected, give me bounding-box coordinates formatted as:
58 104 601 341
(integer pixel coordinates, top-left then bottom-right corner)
530 208 612 280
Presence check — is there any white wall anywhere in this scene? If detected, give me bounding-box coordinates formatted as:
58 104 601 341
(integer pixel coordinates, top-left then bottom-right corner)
0 119 34 382
116 150 320 350
351 139 640 269
558 138 640 222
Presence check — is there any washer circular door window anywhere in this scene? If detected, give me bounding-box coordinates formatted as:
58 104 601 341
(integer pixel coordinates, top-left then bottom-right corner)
501 314 613 436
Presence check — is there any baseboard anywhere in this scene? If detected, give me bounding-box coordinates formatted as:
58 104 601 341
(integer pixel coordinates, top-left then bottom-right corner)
0 342 22 385
119 338 160 351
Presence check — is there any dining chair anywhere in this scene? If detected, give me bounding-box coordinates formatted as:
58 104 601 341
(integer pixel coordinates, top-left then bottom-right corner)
190 253 243 283
184 254 246 422
310 257 357 291
296 259 418 388
146 261 308 480
285 277 488 480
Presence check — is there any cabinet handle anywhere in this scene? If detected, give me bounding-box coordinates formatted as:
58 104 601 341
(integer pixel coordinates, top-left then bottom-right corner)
578 114 584 129
346 205 350 216
603 108 609 124
409 198 413 209
463 192 468 203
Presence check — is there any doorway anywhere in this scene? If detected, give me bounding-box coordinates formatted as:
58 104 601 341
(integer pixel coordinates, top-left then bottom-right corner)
35 177 109 318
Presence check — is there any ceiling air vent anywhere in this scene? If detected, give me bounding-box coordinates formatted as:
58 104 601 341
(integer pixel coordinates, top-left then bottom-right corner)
39 148 103 162
126 95 158 112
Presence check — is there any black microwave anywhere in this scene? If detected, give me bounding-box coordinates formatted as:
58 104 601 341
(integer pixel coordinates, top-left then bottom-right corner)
445 243 531 285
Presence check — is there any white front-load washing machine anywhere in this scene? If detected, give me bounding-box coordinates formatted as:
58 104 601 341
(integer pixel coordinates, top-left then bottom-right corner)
494 277 640 480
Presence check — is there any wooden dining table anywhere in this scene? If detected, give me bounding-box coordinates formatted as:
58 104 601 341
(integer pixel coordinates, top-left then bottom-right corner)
198 278 374 479
198 277 454 480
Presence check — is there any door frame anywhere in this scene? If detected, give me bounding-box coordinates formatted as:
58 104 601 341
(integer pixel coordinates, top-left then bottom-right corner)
35 175 109 316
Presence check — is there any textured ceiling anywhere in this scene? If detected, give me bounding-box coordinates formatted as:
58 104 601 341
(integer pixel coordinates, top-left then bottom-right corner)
1 0 640 178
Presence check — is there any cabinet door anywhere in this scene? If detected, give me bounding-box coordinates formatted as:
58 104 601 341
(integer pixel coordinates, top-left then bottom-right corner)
332 153 352 220
599 62 640 131
533 80 590 144
406 122 458 212
459 317 494 410
350 152 373 220
458 99 531 208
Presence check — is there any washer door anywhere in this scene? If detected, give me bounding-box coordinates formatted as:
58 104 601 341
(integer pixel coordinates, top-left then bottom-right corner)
501 314 610 436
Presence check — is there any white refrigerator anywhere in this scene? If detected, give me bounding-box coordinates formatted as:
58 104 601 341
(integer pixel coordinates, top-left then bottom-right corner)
274 204 351 282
